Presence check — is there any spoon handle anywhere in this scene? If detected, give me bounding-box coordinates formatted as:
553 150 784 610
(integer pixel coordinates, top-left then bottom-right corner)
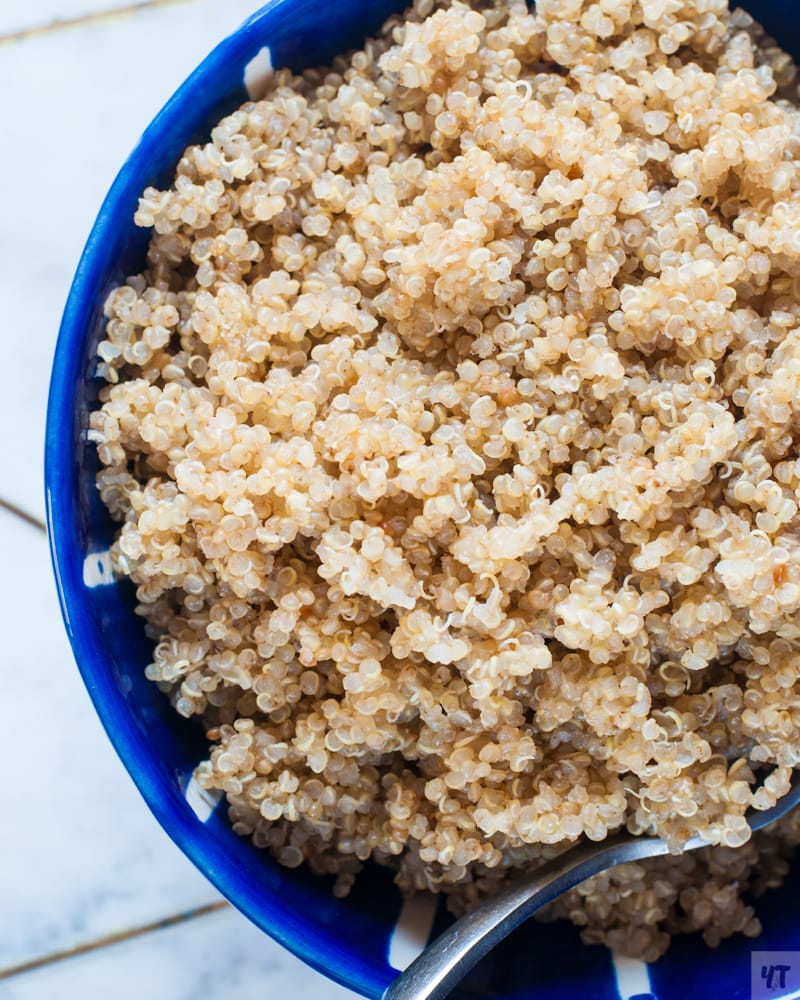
382 831 665 1000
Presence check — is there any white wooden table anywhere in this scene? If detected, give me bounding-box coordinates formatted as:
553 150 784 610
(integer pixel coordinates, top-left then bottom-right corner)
0 3 357 996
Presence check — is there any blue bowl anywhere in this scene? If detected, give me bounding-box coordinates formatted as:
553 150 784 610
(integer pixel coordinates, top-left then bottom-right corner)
45 2 800 997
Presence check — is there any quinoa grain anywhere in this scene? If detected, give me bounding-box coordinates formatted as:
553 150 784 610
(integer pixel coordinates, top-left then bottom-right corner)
90 0 800 960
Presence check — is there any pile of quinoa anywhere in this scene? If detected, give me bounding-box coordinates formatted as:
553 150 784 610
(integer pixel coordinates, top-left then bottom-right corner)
89 0 800 960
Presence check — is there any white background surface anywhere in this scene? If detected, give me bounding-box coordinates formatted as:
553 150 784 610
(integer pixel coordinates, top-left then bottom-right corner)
0 2 358 996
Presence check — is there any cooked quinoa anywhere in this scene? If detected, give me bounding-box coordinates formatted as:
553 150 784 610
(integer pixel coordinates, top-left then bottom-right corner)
89 0 800 961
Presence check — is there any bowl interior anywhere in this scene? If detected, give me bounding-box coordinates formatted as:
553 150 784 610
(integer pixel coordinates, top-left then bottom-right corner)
46 1 800 997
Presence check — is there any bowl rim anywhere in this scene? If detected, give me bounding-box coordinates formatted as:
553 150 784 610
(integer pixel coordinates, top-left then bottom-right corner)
44 3 381 995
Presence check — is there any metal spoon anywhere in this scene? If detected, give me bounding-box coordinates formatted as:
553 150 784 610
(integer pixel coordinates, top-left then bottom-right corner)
382 776 800 1000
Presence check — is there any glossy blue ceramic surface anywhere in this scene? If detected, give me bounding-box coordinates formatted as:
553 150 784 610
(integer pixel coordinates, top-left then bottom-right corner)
45 2 800 997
